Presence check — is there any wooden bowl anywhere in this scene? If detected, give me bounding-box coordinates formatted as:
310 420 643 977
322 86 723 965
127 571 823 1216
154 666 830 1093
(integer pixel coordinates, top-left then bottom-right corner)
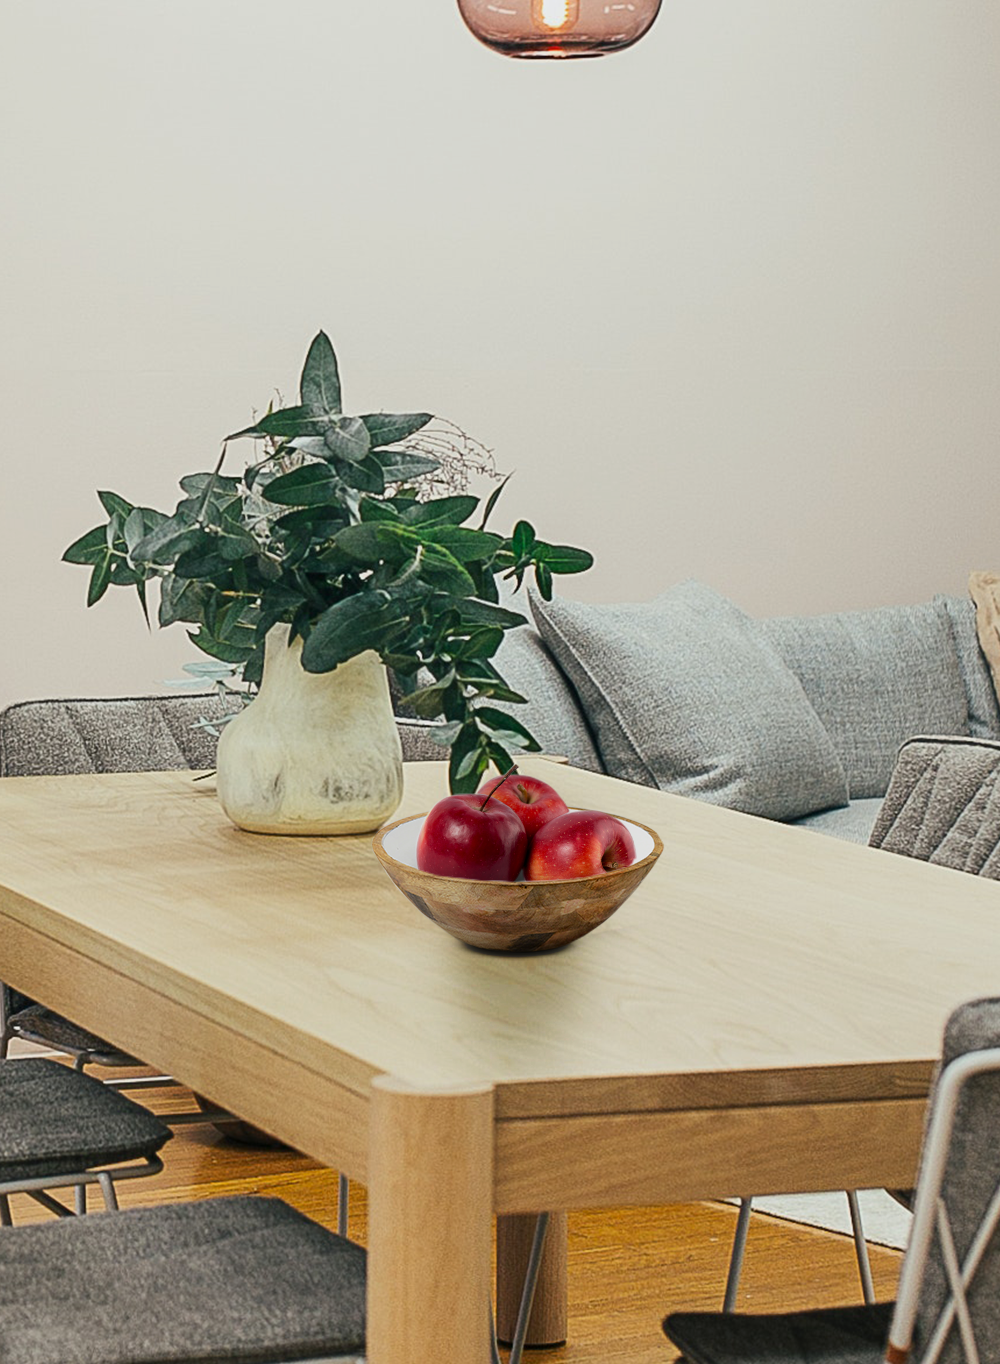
372 812 663 952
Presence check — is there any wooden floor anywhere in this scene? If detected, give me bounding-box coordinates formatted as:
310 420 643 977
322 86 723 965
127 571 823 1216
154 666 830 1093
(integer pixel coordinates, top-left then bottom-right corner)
10 1078 903 1363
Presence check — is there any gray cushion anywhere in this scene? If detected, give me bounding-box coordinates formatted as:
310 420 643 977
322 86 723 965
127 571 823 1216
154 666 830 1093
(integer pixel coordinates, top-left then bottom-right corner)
0 1194 366 1364
530 581 849 820
789 798 885 845
937 595 1000 740
0 1058 171 1183
760 601 970 800
664 1301 891 1364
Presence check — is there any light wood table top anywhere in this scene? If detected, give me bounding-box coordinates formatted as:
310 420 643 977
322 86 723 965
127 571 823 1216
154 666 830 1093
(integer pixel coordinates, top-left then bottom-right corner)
1 759 997 1362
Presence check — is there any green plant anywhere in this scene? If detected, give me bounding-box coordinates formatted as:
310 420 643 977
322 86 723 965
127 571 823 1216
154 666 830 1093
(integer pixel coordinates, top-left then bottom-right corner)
65 331 593 791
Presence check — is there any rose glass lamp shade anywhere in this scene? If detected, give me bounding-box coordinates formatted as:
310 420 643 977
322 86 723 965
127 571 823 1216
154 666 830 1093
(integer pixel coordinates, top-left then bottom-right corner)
457 0 662 59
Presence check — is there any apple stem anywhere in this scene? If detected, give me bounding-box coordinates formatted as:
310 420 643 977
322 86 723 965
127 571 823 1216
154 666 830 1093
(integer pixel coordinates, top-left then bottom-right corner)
479 765 518 811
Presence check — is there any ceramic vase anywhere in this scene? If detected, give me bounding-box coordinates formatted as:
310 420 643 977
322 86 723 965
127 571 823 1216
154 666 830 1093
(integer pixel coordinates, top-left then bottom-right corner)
216 623 403 835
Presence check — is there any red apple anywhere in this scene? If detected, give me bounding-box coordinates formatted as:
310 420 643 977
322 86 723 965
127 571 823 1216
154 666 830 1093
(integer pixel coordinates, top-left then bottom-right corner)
417 792 527 880
475 772 569 839
525 810 636 881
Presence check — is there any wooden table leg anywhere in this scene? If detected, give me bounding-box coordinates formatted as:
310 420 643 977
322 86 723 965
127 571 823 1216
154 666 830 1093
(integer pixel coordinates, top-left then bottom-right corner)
495 1212 568 1348
368 1077 495 1364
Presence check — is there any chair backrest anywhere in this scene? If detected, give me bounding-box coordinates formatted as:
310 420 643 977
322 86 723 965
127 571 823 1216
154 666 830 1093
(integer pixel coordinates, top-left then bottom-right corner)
888 998 1000 1364
869 736 1000 876
0 695 445 778
0 695 231 777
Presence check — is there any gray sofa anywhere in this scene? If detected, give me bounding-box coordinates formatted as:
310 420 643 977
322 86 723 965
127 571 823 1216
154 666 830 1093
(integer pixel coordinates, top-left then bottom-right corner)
4 581 993 853
487 580 1000 845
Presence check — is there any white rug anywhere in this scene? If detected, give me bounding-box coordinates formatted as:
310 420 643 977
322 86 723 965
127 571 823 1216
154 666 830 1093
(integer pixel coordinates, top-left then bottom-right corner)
743 1190 912 1250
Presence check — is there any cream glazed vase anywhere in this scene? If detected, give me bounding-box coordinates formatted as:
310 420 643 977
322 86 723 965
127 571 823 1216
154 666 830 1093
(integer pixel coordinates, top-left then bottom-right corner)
215 623 403 835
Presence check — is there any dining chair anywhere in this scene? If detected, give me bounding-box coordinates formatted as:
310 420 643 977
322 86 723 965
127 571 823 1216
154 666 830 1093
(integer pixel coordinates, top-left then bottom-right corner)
0 1056 170 1222
664 994 1000 1364
0 1193 368 1364
723 734 1000 1312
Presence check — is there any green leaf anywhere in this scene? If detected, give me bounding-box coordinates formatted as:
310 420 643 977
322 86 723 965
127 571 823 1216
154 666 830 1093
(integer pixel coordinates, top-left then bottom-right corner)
534 561 553 600
336 521 402 564
299 331 342 417
423 526 502 563
454 597 527 630
130 518 204 567
399 670 458 719
324 416 371 464
448 625 504 660
359 498 401 524
361 412 433 447
158 575 212 628
227 405 326 441
335 452 385 494
402 495 479 528
274 505 346 535
511 520 536 560
98 490 134 520
416 544 477 596
173 544 236 580
263 464 341 507
474 705 539 748
188 629 255 665
427 720 463 747
63 525 108 565
449 723 489 793
372 449 441 483
534 543 594 574
300 590 409 673
179 472 241 497
86 554 113 606
477 472 512 530
123 506 167 558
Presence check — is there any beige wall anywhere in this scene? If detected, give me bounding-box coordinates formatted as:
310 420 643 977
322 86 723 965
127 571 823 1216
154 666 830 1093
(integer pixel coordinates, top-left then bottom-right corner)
2 1 999 708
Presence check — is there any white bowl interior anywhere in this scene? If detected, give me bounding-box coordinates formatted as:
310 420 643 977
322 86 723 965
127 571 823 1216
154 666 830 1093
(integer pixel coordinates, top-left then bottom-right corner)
381 810 655 874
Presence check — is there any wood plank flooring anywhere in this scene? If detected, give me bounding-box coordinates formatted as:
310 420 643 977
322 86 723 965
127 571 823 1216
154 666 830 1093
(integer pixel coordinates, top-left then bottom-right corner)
9 1077 903 1363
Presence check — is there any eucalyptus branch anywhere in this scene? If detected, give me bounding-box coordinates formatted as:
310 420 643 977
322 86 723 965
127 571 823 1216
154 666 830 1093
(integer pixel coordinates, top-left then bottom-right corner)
64 331 594 792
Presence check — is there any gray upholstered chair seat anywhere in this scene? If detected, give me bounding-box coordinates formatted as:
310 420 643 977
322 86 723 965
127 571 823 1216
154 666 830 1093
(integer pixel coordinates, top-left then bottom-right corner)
664 1301 892 1364
0 1058 170 1184
0 1195 367 1364
4 1005 139 1066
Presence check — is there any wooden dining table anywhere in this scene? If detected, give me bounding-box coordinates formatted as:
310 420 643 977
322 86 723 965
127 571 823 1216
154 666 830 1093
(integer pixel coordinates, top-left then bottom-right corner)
1 757 1000 1363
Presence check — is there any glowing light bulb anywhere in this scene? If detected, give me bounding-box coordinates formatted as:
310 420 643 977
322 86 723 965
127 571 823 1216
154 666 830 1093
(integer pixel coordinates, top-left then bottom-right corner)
533 0 578 31
457 0 662 58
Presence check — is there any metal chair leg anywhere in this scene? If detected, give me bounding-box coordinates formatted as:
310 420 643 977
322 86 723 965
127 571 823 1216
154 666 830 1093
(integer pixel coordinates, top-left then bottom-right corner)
488 1212 550 1364
0 1194 11 1226
723 1198 753 1311
337 1172 349 1238
846 1189 876 1304
74 1183 86 1215
507 1212 551 1364
98 1170 120 1212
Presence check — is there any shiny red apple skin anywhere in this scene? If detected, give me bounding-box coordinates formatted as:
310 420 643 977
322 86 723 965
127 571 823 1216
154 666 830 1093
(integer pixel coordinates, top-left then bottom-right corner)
475 773 569 839
525 810 636 881
416 794 528 881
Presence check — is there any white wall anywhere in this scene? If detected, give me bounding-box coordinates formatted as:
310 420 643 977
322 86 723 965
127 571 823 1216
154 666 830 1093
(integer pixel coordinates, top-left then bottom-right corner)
2 1 999 708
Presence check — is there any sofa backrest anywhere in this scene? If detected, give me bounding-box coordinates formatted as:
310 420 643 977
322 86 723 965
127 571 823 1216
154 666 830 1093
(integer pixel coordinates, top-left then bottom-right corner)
511 586 998 809
758 598 973 799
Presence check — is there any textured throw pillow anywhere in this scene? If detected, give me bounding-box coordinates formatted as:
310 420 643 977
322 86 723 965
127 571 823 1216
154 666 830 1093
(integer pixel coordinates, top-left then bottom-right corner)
760 601 970 799
529 581 849 820
939 591 1000 740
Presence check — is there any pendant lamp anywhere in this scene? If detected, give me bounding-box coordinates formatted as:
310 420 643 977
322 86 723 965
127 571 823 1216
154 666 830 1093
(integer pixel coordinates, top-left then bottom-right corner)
457 0 661 59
